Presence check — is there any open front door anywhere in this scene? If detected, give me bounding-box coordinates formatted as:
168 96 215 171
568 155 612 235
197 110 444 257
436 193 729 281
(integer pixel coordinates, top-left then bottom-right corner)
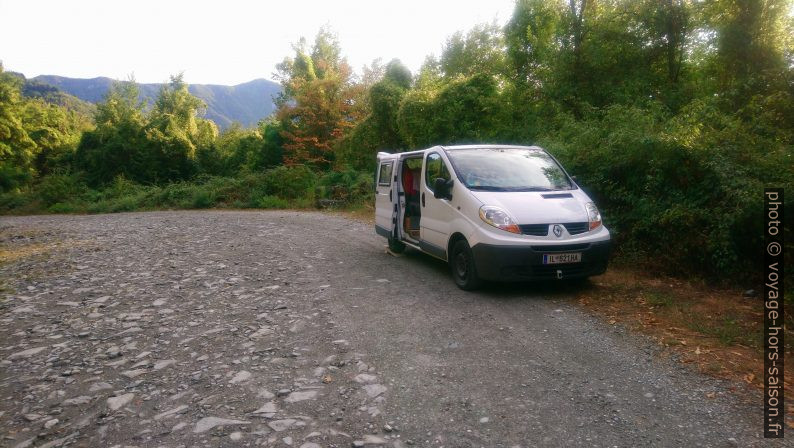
419 151 454 259
375 156 397 239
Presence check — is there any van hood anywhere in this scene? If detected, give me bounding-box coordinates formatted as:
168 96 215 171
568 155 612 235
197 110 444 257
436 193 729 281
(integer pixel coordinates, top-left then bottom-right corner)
469 189 591 224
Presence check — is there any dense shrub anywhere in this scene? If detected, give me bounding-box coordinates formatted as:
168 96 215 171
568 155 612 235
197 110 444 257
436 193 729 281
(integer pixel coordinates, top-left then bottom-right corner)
542 101 793 283
260 165 317 200
317 168 373 204
34 172 88 206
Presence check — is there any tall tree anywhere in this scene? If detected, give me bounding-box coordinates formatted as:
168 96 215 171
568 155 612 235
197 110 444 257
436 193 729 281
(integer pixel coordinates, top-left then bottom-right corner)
75 79 148 185
369 59 412 149
662 0 688 84
505 0 562 87
712 0 791 97
145 73 216 181
0 64 36 190
276 28 365 169
440 22 507 79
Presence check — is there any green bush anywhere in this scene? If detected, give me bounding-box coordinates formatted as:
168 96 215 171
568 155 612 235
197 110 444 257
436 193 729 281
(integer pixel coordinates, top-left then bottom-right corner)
48 202 79 214
0 190 33 213
191 189 215 209
542 101 793 284
254 195 290 209
317 168 373 204
34 173 88 206
101 176 145 200
108 195 143 213
260 165 318 200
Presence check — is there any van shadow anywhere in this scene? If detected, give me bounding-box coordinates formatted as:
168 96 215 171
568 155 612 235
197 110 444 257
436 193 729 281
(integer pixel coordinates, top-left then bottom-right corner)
399 248 594 303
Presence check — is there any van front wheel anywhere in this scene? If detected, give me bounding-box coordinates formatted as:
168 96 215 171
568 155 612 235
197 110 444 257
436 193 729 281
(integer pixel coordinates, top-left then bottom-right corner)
450 239 482 290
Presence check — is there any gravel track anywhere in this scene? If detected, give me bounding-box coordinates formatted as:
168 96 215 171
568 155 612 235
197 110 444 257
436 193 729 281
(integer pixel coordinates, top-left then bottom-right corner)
0 211 780 447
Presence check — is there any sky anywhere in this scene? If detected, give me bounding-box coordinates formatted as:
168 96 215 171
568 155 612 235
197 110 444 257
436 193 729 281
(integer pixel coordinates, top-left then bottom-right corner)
0 0 516 85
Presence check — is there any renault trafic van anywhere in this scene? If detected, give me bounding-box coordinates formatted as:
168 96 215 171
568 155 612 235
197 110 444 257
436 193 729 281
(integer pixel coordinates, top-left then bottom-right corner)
375 145 611 290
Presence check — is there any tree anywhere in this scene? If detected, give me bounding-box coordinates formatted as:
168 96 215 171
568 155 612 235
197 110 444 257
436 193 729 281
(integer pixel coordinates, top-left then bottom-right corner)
24 99 90 176
505 0 698 111
256 119 285 169
145 73 215 181
505 0 562 87
311 27 343 80
203 119 284 175
710 0 791 100
0 64 37 190
434 74 502 143
397 73 503 147
383 59 412 90
0 64 92 190
75 78 148 185
76 74 214 185
396 88 438 149
276 28 365 170
339 59 413 167
441 22 507 79
369 60 412 148
660 0 689 85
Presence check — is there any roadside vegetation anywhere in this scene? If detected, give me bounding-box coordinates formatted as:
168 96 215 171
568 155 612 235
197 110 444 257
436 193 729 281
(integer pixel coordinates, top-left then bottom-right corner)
1 0 792 293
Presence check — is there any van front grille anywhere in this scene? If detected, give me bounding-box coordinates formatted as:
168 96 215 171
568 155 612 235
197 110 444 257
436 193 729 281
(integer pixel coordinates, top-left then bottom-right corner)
519 222 589 236
519 224 548 236
563 222 589 235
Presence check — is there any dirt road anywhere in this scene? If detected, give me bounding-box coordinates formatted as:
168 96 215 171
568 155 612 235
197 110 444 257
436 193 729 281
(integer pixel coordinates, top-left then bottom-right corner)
0 211 776 447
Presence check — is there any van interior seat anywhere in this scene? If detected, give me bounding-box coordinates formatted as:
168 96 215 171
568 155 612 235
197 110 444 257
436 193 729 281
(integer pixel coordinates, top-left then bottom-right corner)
402 160 421 236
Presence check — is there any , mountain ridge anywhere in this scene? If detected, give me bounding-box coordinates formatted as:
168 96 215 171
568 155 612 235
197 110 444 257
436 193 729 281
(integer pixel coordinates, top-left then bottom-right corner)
15 75 97 118
30 74 281 129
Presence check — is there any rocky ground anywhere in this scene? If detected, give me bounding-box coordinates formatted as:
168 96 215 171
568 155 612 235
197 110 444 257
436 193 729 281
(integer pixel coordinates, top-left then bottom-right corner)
0 211 782 447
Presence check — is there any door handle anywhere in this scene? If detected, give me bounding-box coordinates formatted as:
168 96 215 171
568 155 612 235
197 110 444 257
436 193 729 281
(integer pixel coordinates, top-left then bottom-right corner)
421 192 425 207
389 189 392 202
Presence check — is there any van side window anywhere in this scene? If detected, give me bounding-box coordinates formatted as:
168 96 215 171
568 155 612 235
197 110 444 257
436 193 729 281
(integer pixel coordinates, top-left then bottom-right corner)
378 161 393 186
425 152 451 190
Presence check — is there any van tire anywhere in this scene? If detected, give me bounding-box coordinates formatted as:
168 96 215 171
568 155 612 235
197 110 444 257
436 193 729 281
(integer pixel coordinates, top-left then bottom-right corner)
450 239 482 290
388 237 406 254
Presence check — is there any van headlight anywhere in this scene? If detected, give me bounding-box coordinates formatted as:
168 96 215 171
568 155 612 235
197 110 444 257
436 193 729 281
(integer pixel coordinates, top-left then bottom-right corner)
479 206 521 234
586 202 602 230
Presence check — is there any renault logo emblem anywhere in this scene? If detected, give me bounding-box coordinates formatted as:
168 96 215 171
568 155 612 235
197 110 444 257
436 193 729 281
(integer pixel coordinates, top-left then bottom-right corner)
552 224 563 238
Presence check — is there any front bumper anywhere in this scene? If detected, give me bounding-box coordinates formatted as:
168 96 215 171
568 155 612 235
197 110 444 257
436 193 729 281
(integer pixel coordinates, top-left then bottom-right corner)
471 240 611 281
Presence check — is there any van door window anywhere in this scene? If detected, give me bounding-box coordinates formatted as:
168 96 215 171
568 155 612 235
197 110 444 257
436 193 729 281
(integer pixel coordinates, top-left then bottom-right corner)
378 161 393 186
425 153 451 191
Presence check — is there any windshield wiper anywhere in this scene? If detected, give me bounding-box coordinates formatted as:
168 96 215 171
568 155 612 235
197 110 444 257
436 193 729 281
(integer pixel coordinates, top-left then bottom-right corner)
467 186 555 192
517 187 554 191
467 186 511 191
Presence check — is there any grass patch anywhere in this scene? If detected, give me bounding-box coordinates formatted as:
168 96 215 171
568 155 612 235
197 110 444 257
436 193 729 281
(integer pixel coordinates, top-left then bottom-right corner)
686 315 746 346
646 291 675 308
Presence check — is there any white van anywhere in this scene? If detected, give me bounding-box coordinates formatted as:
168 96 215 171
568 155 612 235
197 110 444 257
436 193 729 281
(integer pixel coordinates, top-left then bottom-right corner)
375 144 611 290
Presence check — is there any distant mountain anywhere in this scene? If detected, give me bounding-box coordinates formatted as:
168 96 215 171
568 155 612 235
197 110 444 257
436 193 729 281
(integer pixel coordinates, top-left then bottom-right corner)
31 75 281 129
13 74 96 117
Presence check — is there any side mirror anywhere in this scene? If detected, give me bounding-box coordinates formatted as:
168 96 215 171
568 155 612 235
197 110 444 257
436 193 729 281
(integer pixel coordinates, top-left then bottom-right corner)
433 178 453 200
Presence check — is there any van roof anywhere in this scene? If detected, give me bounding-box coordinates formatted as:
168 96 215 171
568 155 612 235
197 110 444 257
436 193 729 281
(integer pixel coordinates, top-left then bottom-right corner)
378 144 544 157
440 144 544 151
377 144 546 161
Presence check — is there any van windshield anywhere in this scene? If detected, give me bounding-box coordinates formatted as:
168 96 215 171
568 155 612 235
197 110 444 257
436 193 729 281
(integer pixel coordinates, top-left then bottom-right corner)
446 148 573 191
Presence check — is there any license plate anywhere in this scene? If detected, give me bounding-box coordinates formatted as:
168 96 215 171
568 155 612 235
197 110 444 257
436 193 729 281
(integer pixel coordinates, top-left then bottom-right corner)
543 252 582 264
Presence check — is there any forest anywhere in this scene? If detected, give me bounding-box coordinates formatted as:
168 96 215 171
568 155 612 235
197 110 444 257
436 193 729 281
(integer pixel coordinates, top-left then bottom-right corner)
1 0 792 286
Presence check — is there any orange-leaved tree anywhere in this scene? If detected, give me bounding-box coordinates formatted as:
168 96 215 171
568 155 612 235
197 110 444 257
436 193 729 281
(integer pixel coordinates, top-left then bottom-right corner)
275 28 367 170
